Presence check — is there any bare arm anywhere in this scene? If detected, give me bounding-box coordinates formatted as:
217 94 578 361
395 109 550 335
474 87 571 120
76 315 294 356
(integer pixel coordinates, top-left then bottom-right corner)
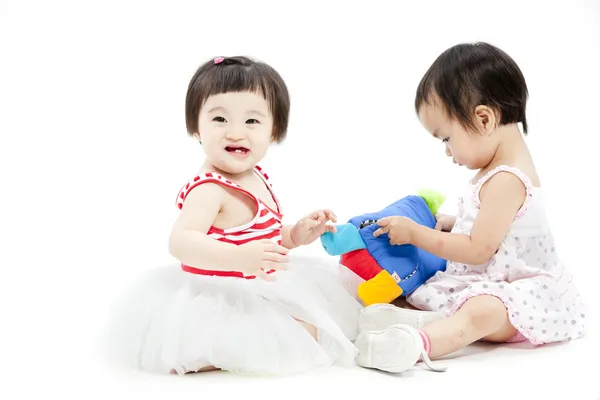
280 209 337 249
410 173 527 265
168 183 240 271
280 225 299 250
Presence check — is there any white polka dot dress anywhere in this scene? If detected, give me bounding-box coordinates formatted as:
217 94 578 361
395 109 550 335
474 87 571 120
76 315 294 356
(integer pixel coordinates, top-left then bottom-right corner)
407 165 586 345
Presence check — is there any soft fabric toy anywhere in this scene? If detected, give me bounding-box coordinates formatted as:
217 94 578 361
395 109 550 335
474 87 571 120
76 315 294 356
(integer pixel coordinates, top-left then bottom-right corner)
320 190 448 306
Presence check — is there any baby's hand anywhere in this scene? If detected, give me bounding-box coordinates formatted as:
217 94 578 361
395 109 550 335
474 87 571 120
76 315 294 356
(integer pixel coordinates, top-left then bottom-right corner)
290 209 337 246
434 213 456 232
373 216 415 245
235 240 290 280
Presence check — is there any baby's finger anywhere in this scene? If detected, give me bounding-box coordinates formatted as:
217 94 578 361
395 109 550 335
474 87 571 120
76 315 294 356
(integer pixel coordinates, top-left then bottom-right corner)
314 210 326 223
263 242 290 255
373 226 388 238
263 251 289 264
323 209 337 223
376 217 392 227
306 210 320 221
323 224 337 234
303 218 319 229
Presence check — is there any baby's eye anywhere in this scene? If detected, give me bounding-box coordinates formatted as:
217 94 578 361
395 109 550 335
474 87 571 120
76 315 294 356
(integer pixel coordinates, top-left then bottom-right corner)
213 116 227 123
246 119 260 124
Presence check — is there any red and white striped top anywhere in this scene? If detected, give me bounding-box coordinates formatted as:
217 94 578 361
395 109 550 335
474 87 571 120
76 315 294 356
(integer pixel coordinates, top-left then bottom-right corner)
175 165 283 279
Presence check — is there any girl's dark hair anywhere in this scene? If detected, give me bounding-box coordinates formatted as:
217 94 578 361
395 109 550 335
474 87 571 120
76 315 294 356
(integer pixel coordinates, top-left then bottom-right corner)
415 42 529 134
185 56 290 143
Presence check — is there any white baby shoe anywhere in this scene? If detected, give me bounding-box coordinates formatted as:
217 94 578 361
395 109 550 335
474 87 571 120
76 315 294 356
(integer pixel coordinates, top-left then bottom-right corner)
354 324 447 373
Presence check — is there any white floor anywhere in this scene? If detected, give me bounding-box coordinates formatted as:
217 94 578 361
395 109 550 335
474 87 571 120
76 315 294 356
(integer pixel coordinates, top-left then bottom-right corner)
6 338 596 399
82 331 597 400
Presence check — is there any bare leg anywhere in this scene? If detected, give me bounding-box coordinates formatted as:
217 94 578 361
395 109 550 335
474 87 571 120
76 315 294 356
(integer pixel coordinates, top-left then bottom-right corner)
354 295 517 373
295 318 318 340
423 295 517 358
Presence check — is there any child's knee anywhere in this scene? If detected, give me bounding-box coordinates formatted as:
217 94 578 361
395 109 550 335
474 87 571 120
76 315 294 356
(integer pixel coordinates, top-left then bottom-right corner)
482 323 518 342
463 295 509 331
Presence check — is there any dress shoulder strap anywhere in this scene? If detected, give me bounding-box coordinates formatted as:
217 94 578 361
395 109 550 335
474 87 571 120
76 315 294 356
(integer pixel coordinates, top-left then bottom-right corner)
472 165 534 219
175 171 258 210
253 165 282 214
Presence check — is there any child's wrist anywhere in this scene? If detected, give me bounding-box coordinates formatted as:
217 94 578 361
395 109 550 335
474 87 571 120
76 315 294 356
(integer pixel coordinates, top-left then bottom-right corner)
289 225 301 247
408 219 422 244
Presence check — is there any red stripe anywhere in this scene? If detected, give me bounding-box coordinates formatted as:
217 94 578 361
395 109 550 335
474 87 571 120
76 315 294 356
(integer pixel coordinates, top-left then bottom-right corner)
216 220 279 235
263 204 282 218
181 264 275 279
182 178 247 202
252 219 280 230
182 265 248 278
207 226 225 235
214 229 278 239
214 230 280 245
208 223 280 237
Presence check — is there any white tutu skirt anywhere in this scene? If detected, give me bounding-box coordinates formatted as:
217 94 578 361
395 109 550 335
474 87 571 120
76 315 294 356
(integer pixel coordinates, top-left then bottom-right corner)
106 254 361 375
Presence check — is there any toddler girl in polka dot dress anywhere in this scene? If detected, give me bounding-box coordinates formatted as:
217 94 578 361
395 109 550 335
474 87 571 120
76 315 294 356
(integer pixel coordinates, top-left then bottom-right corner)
354 42 587 373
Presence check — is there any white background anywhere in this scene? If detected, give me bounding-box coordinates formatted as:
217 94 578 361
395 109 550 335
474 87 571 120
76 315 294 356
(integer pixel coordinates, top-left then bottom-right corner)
1 0 599 398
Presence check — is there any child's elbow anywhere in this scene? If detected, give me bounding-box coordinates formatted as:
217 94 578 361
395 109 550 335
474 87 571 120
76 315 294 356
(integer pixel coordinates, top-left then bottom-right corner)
470 244 497 265
471 253 492 266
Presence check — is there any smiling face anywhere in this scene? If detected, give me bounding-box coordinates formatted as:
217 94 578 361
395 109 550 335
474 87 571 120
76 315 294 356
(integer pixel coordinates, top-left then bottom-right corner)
418 98 500 170
194 91 274 175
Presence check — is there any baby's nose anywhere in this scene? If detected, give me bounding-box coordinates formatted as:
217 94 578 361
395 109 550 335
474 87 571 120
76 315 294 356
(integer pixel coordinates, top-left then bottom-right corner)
226 127 245 140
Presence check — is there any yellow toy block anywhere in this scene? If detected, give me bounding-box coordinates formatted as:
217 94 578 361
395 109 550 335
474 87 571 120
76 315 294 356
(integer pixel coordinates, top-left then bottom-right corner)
357 270 403 306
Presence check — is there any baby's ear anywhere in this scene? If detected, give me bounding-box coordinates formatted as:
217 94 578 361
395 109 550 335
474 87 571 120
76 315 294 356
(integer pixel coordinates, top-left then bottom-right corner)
474 105 497 135
192 132 201 143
